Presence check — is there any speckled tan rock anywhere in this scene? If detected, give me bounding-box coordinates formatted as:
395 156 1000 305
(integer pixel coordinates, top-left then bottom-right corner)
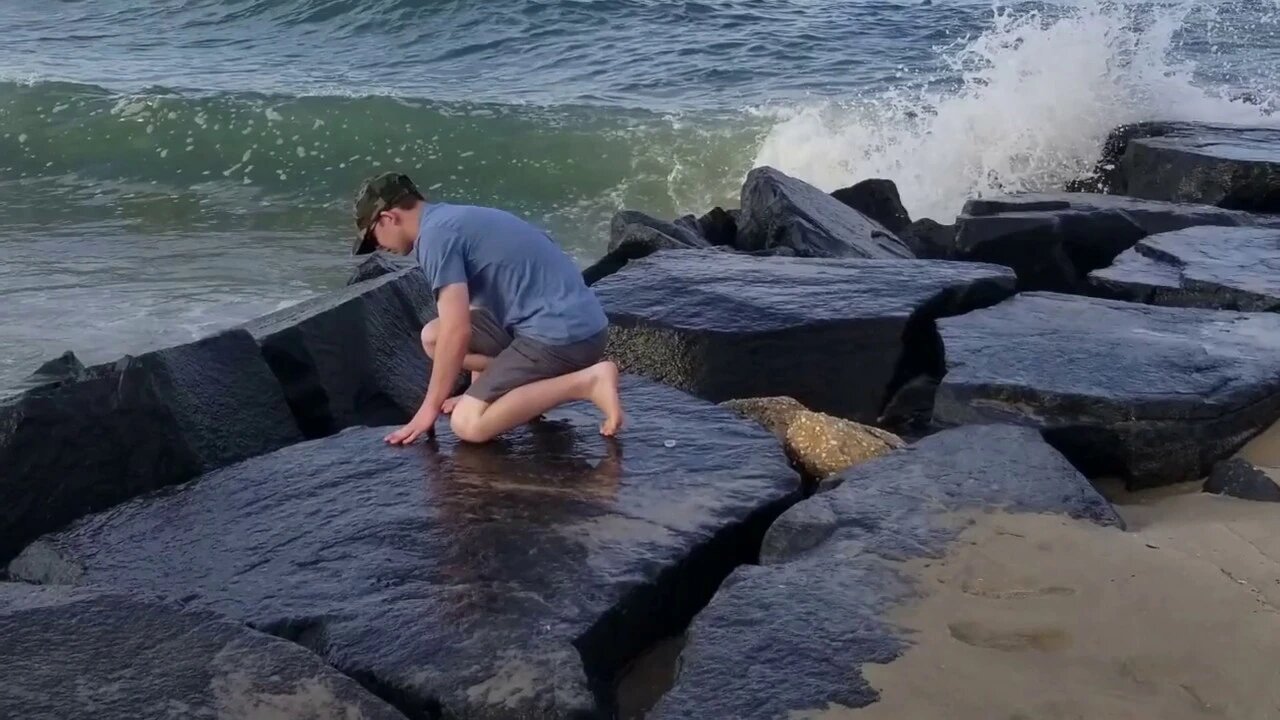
722 396 904 478
785 411 904 478
721 397 807 441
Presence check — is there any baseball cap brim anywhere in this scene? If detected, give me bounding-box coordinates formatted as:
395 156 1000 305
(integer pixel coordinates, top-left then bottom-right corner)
352 230 378 256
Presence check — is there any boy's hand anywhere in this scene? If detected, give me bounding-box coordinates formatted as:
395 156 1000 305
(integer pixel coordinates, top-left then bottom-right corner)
385 407 438 445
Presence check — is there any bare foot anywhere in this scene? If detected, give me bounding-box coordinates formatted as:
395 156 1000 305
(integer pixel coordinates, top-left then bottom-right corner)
587 361 625 436
441 395 462 414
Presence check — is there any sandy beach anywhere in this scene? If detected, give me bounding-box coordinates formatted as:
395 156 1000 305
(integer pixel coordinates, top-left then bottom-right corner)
791 467 1280 719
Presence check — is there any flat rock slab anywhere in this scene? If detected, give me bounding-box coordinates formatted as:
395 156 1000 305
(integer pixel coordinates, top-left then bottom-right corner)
245 268 441 438
954 192 1278 291
1090 226 1280 311
737 167 914 259
9 376 800 720
1113 122 1280 212
935 292 1280 487
650 425 1121 718
0 583 406 720
592 250 1015 423
0 329 300 563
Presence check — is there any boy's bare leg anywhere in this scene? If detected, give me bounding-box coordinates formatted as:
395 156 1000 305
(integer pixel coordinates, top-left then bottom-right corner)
442 371 482 414
450 361 624 442
422 320 492 414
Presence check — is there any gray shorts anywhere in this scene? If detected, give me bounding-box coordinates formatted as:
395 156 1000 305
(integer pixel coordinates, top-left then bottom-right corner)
464 308 607 403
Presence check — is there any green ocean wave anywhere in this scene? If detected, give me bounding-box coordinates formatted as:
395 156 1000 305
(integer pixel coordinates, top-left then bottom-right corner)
0 80 769 247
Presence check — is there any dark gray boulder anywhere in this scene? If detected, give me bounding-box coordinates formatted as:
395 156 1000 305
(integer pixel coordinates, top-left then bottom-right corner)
830 178 912 234
0 330 301 563
244 268 444 439
4 350 89 396
608 210 708 253
898 217 957 259
592 250 1016 423
1090 226 1280 311
9 376 800 720
348 251 417 286
696 207 738 247
1203 458 1280 502
954 191 1278 291
24 351 86 385
737 167 914 259
0 584 406 720
935 292 1280 487
582 211 711 286
672 214 705 243
650 425 1121 719
1092 121 1280 212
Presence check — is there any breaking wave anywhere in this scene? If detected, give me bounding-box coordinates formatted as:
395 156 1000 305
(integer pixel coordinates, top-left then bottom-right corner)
754 0 1280 221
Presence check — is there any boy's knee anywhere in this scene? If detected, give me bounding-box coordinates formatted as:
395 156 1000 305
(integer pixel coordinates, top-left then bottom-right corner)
420 320 439 355
449 412 492 444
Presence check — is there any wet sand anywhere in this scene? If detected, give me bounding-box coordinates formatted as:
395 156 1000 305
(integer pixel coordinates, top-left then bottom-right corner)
794 488 1280 720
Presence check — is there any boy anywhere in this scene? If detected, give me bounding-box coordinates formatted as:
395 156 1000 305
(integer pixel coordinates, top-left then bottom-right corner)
352 173 623 445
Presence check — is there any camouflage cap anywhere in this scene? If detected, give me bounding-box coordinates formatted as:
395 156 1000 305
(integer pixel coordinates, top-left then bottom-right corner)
352 172 425 255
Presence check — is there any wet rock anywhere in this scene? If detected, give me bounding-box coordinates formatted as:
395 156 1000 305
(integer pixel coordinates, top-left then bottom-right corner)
347 251 417 286
1067 121 1179 194
28 351 86 383
1203 458 1280 502
650 425 1121 719
737 167 914 258
935 292 1280 488
899 217 957 260
877 374 939 436
608 210 708 253
831 178 912 234
9 376 800 720
0 330 300 563
244 268 443 438
1097 121 1280 212
954 191 1277 291
672 214 704 242
0 583 406 720
722 397 904 479
582 211 711 286
758 492 837 565
6 350 87 394
696 207 738 247
1090 226 1280 311
594 250 1015 423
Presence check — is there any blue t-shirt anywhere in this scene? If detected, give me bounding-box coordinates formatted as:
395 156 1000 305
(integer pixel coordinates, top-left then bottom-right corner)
415 203 608 345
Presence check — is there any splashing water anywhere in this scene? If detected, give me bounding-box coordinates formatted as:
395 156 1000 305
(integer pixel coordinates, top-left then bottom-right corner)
754 0 1280 222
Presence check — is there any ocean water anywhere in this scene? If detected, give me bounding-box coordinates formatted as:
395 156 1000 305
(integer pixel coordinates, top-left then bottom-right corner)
1 0 1278 383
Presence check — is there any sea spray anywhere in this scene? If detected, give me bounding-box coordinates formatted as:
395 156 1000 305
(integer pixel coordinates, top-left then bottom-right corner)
753 0 1280 222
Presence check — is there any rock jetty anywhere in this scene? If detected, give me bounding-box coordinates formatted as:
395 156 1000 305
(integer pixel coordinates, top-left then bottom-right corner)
5 119 1280 719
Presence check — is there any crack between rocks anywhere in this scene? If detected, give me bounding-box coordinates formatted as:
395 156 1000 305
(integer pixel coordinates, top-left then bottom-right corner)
573 485 804 718
235 486 805 720
252 615 440 720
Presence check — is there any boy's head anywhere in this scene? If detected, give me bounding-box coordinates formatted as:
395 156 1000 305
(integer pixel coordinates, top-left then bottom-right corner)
352 172 426 256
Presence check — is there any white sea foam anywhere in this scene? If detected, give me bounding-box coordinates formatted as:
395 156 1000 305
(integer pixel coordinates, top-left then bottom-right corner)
752 0 1280 222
